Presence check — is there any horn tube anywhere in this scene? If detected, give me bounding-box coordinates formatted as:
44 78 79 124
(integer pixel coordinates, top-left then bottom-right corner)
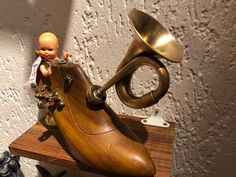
87 9 183 108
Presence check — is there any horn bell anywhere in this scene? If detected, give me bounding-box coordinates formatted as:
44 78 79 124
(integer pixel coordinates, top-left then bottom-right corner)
129 9 183 62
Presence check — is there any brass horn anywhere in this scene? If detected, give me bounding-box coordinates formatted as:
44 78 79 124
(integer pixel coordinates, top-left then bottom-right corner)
87 9 183 108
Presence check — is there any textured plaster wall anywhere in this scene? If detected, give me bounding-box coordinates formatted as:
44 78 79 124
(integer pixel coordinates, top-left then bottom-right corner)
0 0 235 177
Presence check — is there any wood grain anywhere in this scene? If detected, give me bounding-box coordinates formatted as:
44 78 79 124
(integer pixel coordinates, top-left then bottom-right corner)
36 64 156 176
9 115 175 177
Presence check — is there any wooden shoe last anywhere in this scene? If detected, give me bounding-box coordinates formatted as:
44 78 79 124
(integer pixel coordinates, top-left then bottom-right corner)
37 64 156 177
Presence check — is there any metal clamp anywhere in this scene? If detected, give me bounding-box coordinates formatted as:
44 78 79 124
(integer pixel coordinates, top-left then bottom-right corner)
141 109 170 128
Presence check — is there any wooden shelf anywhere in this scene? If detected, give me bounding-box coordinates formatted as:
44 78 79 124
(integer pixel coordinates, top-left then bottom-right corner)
9 115 175 177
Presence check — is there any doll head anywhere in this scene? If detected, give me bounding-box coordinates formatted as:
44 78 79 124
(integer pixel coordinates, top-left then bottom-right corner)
38 32 58 60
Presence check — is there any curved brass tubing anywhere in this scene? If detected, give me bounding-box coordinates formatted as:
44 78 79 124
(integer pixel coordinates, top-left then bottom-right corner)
88 9 183 108
115 55 170 109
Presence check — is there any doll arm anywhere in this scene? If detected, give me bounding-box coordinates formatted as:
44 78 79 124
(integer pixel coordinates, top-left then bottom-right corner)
40 63 52 77
62 50 70 61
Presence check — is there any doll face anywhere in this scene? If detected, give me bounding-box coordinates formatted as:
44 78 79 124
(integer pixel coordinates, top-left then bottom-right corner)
38 33 58 60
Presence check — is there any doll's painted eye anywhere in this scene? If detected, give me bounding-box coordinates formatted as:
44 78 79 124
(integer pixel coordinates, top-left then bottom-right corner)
49 49 53 51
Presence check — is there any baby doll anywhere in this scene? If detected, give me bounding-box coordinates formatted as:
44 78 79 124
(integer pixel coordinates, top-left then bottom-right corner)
28 32 69 90
37 32 69 77
27 32 70 126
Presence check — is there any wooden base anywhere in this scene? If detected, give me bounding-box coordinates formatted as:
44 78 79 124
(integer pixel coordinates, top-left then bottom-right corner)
9 115 175 177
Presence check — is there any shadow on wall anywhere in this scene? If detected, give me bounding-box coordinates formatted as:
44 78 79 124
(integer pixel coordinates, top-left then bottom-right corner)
0 0 72 77
0 0 72 176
